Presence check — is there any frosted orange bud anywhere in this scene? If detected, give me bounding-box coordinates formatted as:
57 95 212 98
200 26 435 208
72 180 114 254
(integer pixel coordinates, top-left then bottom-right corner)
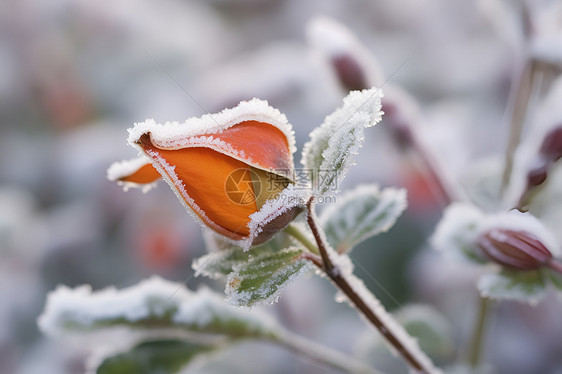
109 99 299 248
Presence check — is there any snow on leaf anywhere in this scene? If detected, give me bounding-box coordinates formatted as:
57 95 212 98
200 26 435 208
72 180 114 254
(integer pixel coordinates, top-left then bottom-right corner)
96 340 216 374
194 231 296 279
38 276 278 339
477 270 547 305
320 184 407 253
431 203 486 264
225 247 312 307
301 88 383 196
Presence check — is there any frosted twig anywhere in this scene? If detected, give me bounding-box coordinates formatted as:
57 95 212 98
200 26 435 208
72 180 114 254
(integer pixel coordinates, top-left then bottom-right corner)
305 198 440 374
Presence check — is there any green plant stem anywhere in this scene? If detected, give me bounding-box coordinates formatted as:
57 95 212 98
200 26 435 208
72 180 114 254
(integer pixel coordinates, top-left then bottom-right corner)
270 330 386 374
284 223 320 255
305 198 439 374
468 296 491 368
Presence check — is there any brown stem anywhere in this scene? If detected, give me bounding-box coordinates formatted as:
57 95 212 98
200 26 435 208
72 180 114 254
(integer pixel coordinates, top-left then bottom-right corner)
501 59 537 193
305 198 438 374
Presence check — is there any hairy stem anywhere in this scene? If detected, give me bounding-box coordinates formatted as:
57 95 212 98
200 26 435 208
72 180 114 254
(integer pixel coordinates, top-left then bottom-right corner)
271 330 385 374
284 223 320 255
305 198 439 374
468 296 491 368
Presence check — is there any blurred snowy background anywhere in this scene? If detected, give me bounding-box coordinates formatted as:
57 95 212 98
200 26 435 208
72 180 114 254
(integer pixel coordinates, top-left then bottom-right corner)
2 0 562 373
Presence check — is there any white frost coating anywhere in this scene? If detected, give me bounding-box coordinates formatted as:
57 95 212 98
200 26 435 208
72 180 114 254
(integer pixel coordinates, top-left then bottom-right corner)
242 185 309 251
320 184 408 250
127 98 296 158
306 16 384 86
431 203 485 262
477 272 547 305
301 88 383 195
106 156 158 193
478 209 560 257
433 203 560 260
38 276 276 337
225 248 313 307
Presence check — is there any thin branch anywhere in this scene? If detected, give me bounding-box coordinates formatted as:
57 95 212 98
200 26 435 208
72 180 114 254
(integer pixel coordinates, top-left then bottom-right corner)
467 296 491 368
501 59 538 193
271 330 386 374
284 223 320 255
305 198 439 374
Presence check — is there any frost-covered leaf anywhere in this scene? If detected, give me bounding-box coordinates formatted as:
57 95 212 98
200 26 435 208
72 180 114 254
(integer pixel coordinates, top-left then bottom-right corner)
320 185 407 253
477 270 547 304
194 231 296 279
96 340 215 374
395 305 453 359
301 88 383 196
226 247 312 307
38 276 278 339
431 203 487 264
356 304 453 361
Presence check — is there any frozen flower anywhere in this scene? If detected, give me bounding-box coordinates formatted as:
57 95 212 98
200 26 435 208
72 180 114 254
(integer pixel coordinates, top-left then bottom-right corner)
477 229 552 271
108 99 301 247
432 203 562 303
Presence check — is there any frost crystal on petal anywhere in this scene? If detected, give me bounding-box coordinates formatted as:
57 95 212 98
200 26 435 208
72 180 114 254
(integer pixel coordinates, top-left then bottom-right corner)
127 98 295 159
242 184 308 251
301 88 383 196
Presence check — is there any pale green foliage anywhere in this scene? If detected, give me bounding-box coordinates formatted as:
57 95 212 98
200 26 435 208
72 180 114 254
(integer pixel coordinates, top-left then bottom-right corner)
96 340 216 374
477 270 550 305
225 247 312 307
301 88 383 196
320 184 407 253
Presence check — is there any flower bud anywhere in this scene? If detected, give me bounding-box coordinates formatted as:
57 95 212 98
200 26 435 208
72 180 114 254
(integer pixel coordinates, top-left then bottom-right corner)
477 229 552 270
109 99 299 247
539 125 562 163
331 54 368 92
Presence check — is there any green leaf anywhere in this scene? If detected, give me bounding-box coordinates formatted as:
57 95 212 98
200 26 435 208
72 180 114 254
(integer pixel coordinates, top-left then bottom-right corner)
97 340 215 374
226 247 312 306
357 304 453 362
544 268 562 291
477 269 547 304
194 232 295 279
38 277 278 340
320 185 407 253
395 305 453 359
301 88 383 196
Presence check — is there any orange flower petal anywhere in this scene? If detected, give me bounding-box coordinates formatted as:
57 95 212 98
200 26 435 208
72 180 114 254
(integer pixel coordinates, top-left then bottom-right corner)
119 163 161 184
209 120 293 178
140 134 257 239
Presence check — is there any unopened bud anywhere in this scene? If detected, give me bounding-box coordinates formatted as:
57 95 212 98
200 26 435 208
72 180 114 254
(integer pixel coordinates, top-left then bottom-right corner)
332 54 368 92
477 229 552 270
526 161 548 187
539 126 562 163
